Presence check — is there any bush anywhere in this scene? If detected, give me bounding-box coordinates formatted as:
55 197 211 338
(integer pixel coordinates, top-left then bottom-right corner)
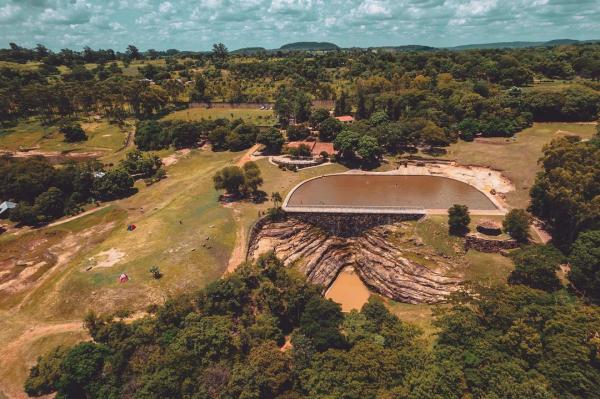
288 144 312 158
568 230 600 304
213 166 245 196
149 266 163 279
257 128 285 154
60 123 87 142
508 245 563 291
318 117 343 142
286 124 311 141
448 204 470 236
503 209 531 242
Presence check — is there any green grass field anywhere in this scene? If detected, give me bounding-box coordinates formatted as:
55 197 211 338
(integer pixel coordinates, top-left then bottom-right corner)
444 122 597 208
387 213 516 339
0 149 348 396
163 107 277 126
0 60 41 71
0 118 130 154
523 80 592 93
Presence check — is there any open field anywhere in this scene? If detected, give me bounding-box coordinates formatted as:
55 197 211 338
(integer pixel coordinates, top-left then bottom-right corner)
0 149 236 397
0 61 42 71
0 118 131 154
0 148 347 397
382 213 515 341
163 107 277 126
444 122 597 208
524 80 593 92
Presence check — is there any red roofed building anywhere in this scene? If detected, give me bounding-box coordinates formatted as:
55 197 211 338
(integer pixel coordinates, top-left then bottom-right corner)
286 141 315 151
335 115 354 123
287 141 337 156
312 142 336 156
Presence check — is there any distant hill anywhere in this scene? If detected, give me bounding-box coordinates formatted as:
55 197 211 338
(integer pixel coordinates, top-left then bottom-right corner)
227 38 598 56
449 39 590 50
231 47 266 55
279 42 339 51
372 45 436 52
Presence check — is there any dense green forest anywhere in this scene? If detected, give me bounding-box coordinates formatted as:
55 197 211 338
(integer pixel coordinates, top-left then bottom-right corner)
2 42 600 129
0 150 165 225
24 252 600 398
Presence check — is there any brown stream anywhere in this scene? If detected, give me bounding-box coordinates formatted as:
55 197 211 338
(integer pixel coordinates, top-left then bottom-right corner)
325 267 371 312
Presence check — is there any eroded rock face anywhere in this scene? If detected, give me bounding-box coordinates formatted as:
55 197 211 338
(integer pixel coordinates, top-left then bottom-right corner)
248 217 461 304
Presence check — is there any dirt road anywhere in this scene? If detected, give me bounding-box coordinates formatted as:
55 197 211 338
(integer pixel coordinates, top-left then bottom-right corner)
223 144 262 274
236 144 260 166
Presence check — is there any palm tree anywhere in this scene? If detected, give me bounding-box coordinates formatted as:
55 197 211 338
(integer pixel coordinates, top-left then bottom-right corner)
271 192 282 208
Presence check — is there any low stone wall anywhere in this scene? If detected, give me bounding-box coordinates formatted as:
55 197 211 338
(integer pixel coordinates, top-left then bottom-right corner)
465 233 519 253
271 156 324 169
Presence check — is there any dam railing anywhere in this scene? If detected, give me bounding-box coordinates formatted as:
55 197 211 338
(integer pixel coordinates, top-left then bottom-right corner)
282 204 426 215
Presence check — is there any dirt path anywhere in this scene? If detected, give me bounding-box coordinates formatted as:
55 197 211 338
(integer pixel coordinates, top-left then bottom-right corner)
0 322 87 399
162 148 191 167
225 208 246 273
236 144 260 166
221 144 262 274
46 205 110 228
531 219 552 244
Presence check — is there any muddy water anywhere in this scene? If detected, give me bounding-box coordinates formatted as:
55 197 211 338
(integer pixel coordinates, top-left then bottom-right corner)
287 174 497 210
325 267 371 312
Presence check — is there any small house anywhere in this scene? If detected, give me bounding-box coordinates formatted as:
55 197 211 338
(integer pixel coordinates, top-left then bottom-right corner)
335 115 354 124
0 201 17 217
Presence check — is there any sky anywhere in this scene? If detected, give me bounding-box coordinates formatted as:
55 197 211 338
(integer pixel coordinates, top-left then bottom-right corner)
0 0 599 51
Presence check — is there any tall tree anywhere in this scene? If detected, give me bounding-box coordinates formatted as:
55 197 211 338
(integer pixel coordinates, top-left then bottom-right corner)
568 230 600 304
448 204 470 236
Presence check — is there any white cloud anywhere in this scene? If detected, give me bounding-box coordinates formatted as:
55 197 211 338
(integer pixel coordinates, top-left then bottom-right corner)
2 0 600 51
0 3 21 23
355 0 391 17
158 1 173 13
455 0 497 16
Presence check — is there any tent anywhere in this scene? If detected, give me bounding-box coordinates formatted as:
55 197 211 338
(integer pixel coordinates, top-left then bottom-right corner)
119 273 129 283
127 224 136 231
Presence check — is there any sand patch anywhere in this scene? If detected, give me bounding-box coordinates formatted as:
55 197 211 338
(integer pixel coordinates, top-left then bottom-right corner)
367 162 514 211
88 248 125 269
81 122 101 131
162 148 191 167
0 262 47 293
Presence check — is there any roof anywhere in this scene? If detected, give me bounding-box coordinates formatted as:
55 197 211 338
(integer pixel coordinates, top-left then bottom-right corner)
287 141 336 156
312 142 336 156
0 201 17 215
477 220 501 229
335 115 354 122
287 141 316 150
